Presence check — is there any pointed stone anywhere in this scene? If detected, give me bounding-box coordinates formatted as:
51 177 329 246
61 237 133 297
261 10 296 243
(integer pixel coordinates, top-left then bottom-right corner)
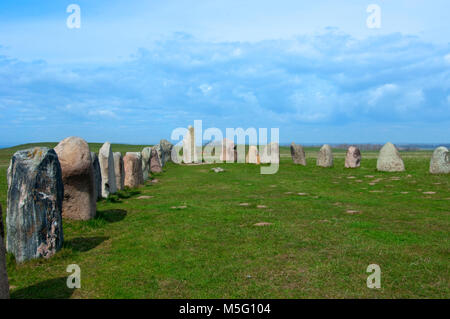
377 142 405 172
0 204 9 298
6 147 64 262
316 144 333 167
99 142 117 197
113 152 125 190
158 139 174 166
345 146 361 168
90 152 102 200
182 125 196 163
290 142 306 165
429 146 450 174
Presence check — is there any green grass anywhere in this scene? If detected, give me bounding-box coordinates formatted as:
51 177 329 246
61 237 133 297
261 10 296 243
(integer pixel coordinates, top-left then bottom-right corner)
0 144 449 298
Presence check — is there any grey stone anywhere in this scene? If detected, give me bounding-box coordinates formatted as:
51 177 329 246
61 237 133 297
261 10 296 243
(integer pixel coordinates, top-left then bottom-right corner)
316 144 333 167
429 146 450 174
0 204 9 298
99 142 117 198
90 152 102 200
141 147 152 181
113 152 125 190
345 146 361 168
54 136 96 220
6 147 64 263
377 142 405 172
159 139 173 166
290 142 306 165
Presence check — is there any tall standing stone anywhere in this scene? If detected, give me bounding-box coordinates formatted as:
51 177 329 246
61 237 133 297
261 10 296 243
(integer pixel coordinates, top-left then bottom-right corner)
6 147 64 262
316 144 333 167
0 204 9 298
90 152 102 200
99 142 117 198
150 146 163 173
260 142 280 164
377 142 405 172
183 125 196 164
159 139 174 166
124 152 144 188
290 142 306 166
429 146 450 174
345 146 361 168
220 138 235 163
246 145 260 164
54 137 96 220
113 152 125 190
141 147 152 181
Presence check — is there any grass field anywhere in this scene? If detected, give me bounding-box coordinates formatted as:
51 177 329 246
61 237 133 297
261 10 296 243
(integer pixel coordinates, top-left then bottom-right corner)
0 143 449 298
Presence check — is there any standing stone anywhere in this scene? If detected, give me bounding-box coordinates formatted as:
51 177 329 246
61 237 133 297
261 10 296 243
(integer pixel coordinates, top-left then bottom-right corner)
141 147 152 181
0 204 9 298
99 142 117 198
182 125 196 163
260 142 280 164
429 146 450 174
316 144 333 167
90 152 102 200
124 152 144 188
220 138 235 163
345 146 361 168
377 142 405 172
113 152 125 190
290 142 306 166
150 146 163 173
54 137 96 220
159 139 174 166
6 147 64 262
246 145 261 164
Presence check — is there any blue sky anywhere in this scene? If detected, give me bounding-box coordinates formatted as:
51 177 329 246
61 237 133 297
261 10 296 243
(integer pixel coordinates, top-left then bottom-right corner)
0 0 449 146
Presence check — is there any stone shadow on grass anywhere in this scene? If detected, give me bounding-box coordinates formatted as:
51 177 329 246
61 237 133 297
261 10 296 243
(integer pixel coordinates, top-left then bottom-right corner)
10 277 75 299
65 236 109 252
96 209 127 223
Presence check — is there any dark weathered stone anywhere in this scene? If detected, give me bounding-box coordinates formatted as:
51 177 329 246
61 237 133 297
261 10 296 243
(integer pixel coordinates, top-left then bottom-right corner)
159 139 173 166
54 136 96 220
6 147 64 263
90 152 102 200
0 204 9 298
150 147 162 173
113 152 125 190
290 142 306 166
345 146 361 168
141 147 152 181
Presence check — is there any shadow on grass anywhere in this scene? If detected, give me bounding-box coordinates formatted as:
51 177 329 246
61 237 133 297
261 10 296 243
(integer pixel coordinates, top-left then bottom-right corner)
65 236 109 252
11 277 75 299
96 209 127 223
105 189 142 203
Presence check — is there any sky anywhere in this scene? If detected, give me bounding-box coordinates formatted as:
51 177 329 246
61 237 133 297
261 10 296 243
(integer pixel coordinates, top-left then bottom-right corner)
0 0 449 146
